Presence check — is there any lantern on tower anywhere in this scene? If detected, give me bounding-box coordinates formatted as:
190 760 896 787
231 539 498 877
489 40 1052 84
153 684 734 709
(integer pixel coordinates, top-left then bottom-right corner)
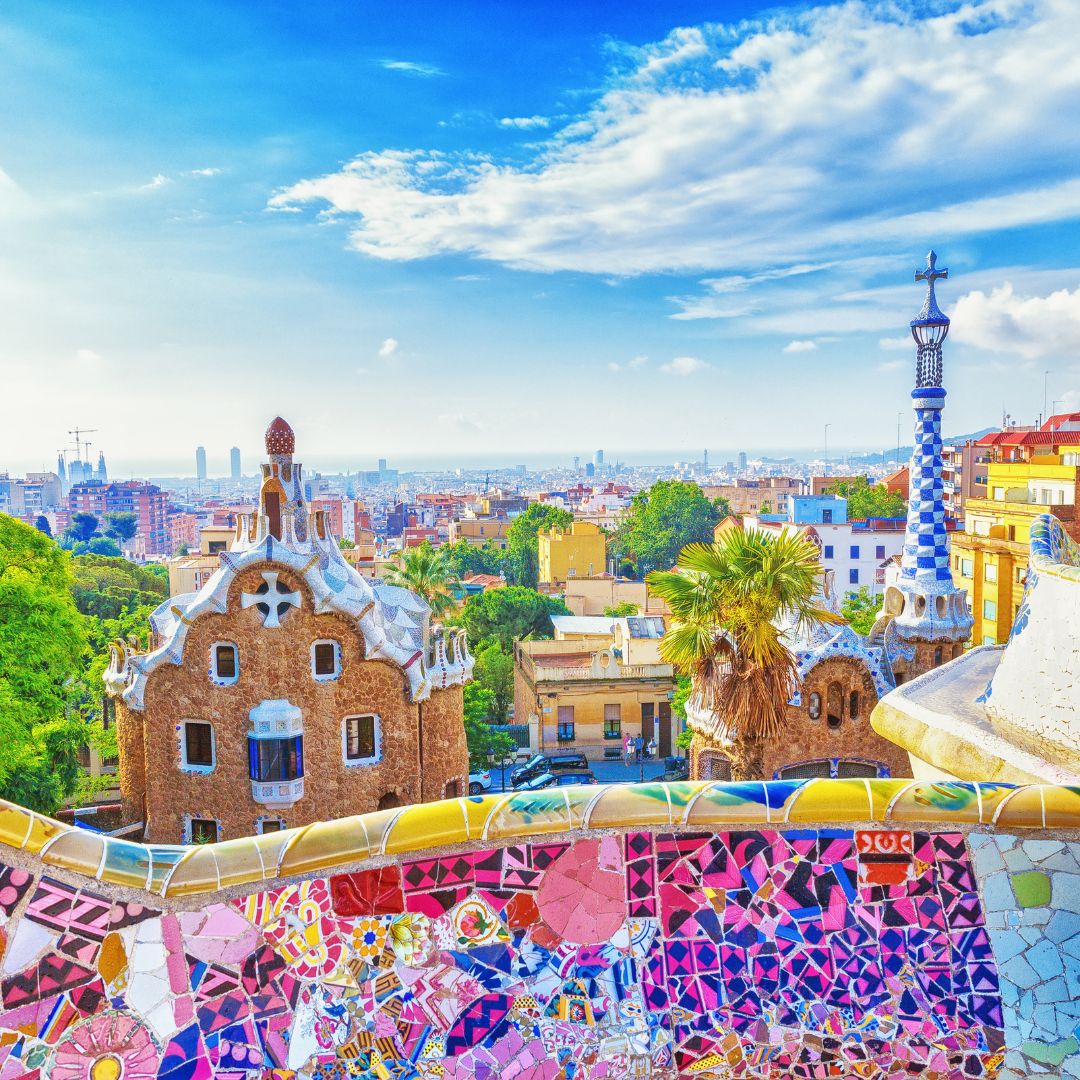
910 251 949 388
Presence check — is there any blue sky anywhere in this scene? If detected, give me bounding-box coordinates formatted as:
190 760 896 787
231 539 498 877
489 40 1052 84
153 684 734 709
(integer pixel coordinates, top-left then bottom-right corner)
2 0 1080 475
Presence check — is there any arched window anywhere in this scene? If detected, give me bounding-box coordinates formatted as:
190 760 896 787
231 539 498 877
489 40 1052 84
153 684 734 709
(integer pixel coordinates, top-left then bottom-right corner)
848 690 860 722
933 646 943 666
808 692 822 720
377 792 402 811
826 682 843 729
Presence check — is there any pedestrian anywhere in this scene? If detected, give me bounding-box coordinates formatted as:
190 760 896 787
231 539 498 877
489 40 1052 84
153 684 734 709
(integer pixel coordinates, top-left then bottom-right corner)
634 734 643 762
624 732 633 764
646 738 657 760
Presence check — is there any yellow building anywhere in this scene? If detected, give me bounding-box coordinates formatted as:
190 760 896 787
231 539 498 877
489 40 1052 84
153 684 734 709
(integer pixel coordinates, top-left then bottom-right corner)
513 616 676 760
448 517 512 549
166 525 236 595
952 424 1080 644
537 520 607 585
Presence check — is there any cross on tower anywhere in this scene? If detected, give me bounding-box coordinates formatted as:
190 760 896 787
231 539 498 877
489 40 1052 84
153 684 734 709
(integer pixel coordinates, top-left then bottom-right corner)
241 571 302 628
915 250 948 302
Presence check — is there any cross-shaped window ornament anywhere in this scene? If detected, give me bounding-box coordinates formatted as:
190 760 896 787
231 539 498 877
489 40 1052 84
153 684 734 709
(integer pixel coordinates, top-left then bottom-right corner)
241 571 302 628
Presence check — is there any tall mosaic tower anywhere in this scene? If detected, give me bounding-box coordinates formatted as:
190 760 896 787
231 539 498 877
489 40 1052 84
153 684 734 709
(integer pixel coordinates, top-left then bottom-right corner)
890 251 973 667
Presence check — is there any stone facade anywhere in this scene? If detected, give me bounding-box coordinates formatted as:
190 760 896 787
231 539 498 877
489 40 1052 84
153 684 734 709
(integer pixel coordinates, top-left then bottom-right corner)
107 418 471 843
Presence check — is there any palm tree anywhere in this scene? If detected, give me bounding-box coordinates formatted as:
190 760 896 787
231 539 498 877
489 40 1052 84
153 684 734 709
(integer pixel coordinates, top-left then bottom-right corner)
383 544 460 618
648 527 840 780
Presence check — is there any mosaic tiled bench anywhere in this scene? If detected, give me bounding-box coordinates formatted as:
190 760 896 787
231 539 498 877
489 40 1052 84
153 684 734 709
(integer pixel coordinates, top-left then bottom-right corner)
0 779 1077 1079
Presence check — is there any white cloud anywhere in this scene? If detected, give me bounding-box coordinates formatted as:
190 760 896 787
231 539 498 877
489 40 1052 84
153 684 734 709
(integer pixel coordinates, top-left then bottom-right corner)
140 174 171 191
379 59 443 78
609 354 649 373
660 356 708 376
951 282 1080 360
75 348 102 363
187 167 221 177
439 412 482 433
879 335 911 351
378 337 399 359
783 340 817 353
498 116 549 129
273 2 1080 276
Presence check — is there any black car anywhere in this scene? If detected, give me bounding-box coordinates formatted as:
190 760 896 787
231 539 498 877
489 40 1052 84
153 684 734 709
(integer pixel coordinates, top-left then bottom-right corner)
511 752 589 788
660 756 690 782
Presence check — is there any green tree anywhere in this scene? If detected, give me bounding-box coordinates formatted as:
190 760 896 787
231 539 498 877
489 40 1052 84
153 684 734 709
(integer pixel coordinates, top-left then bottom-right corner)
453 585 568 653
338 538 355 550
473 642 514 724
71 555 169 621
443 538 508 579
382 542 459 617
34 516 52 537
827 476 906 520
463 683 515 776
505 504 573 587
603 601 638 617
71 537 122 558
0 515 93 812
841 586 884 636
612 481 726 577
103 512 138 542
648 527 840 780
64 512 99 545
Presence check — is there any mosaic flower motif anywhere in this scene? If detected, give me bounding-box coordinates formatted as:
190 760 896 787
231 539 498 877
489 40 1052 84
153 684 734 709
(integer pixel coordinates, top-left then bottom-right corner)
49 1014 159 1080
387 912 430 965
351 918 388 960
452 898 507 948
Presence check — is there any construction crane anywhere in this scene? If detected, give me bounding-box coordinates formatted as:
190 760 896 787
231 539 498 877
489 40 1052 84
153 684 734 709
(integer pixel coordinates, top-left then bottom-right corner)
68 427 99 464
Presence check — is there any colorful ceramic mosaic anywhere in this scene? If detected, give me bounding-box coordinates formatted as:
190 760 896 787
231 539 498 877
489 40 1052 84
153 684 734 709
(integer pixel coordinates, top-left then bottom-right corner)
0 782 1075 1078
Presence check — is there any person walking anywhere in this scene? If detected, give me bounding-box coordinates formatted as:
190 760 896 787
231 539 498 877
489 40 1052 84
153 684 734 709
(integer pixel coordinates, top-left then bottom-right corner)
634 734 643 762
623 732 633 764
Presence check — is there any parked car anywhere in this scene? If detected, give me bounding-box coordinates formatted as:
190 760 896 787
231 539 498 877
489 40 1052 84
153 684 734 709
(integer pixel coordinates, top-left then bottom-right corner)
517 772 557 791
660 757 690 782
511 752 589 788
550 769 599 787
468 770 492 796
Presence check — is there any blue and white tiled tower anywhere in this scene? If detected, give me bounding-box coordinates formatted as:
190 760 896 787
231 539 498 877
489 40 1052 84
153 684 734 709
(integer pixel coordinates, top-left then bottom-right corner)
887 252 973 661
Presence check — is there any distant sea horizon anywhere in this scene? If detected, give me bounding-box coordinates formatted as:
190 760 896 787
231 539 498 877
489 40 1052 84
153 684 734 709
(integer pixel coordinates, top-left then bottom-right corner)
51 443 919 483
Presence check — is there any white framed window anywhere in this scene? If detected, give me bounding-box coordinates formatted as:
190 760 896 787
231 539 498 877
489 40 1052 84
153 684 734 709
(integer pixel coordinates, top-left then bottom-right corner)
257 817 285 834
983 599 997 620
211 642 239 685
961 558 974 578
184 815 220 844
180 720 215 773
311 639 341 681
342 714 381 765
984 562 998 582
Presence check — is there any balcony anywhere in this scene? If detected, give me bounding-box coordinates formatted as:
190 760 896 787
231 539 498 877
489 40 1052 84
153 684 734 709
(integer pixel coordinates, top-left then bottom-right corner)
251 776 304 806
529 661 673 682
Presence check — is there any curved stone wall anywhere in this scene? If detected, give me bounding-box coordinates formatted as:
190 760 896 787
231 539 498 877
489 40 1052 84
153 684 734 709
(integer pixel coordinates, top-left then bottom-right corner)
981 514 1080 772
0 781 1077 1079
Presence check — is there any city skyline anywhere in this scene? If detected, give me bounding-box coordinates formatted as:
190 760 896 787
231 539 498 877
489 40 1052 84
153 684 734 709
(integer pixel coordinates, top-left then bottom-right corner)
3 0 1080 471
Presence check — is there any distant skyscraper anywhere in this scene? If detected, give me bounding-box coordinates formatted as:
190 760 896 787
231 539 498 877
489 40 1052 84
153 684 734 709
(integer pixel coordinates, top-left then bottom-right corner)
378 458 388 474
703 449 709 469
738 451 748 471
196 446 207 481
585 462 595 478
95 451 108 482
230 446 241 481
56 454 66 482
573 456 580 471
594 450 604 468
